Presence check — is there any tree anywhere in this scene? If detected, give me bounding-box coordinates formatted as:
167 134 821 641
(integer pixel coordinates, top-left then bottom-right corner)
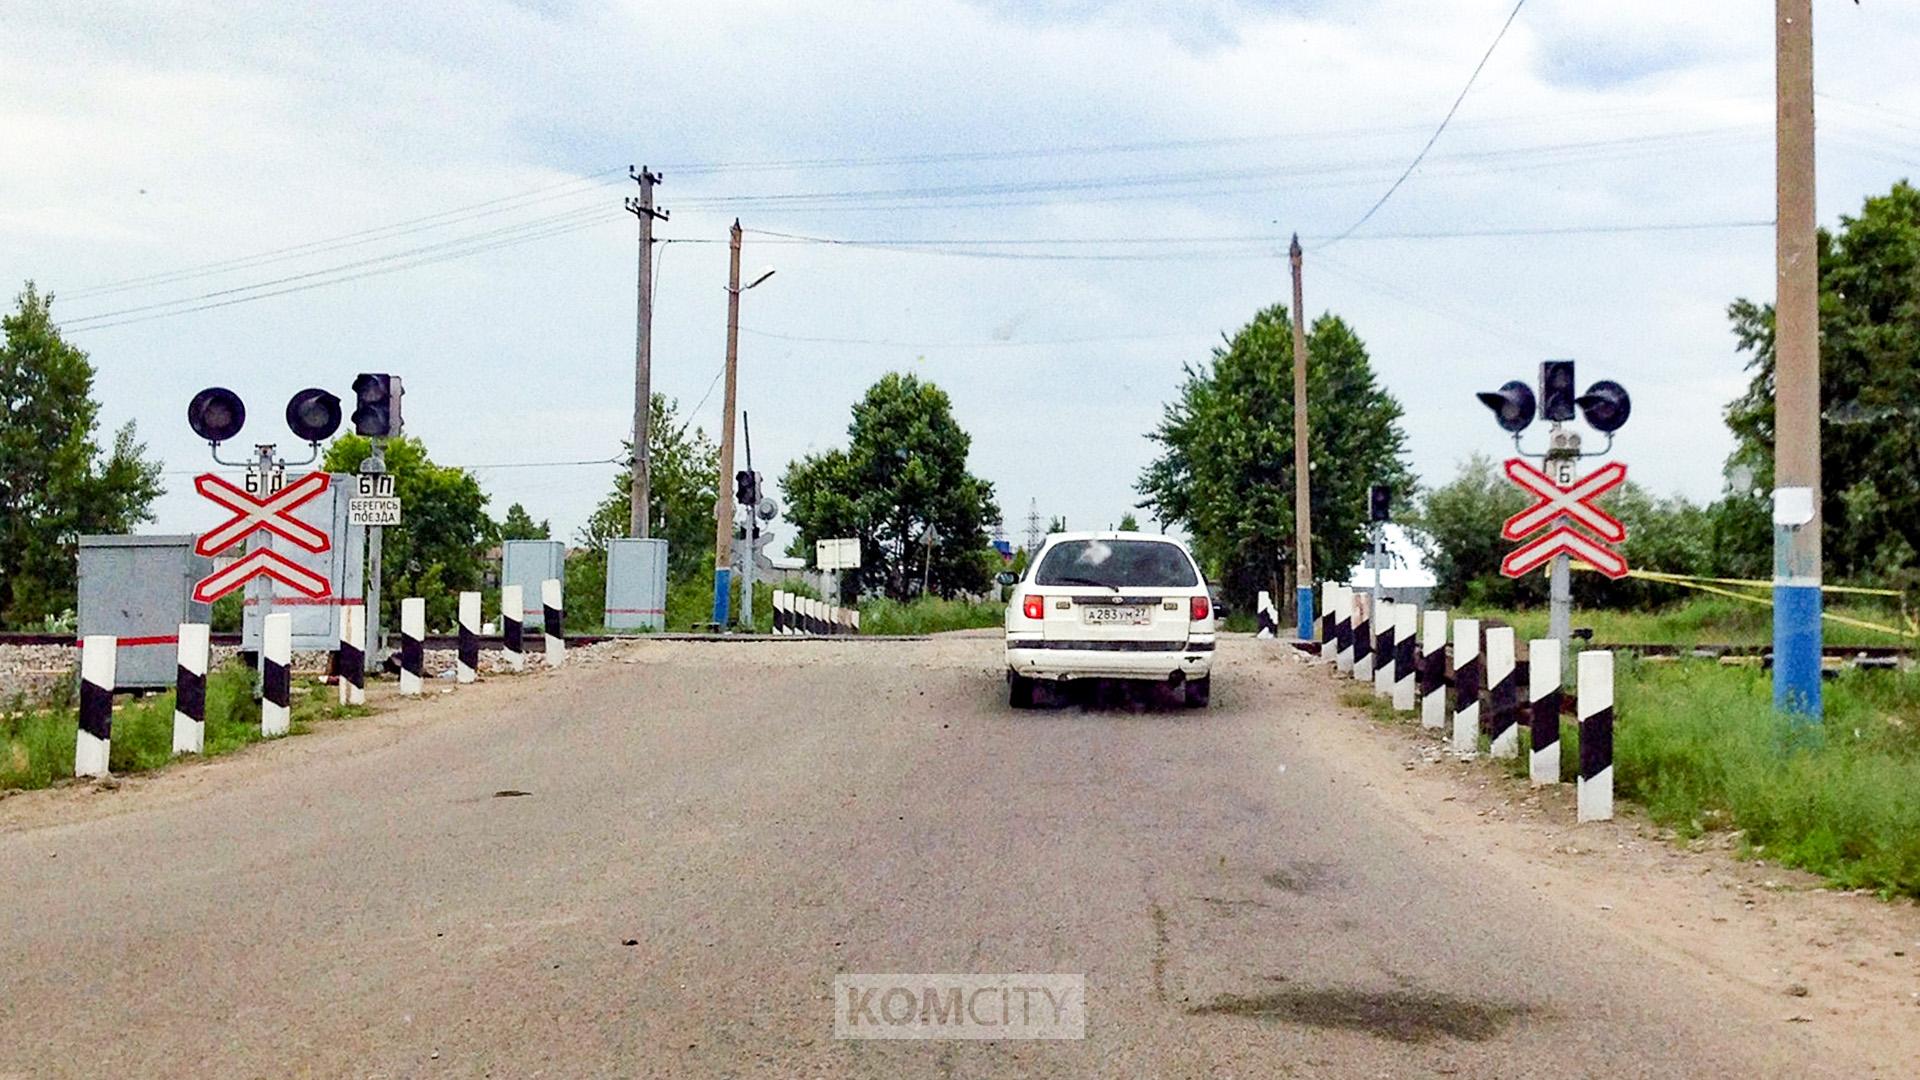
1046 516 1066 534
324 434 489 629
1117 511 1141 532
496 503 549 541
568 395 719 628
1137 305 1410 609
0 283 163 627
1725 180 1920 582
781 372 1000 600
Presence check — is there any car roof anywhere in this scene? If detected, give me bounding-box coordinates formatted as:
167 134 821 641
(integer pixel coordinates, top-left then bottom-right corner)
1041 531 1187 545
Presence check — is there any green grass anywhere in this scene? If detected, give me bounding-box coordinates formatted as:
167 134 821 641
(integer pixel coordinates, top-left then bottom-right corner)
1608 659 1920 895
1 664 368 792
856 596 1004 635
1465 597 1910 648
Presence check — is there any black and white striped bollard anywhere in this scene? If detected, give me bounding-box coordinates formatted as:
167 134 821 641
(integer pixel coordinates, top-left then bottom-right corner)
262 611 292 737
1392 603 1417 712
501 584 526 672
1529 638 1562 786
337 605 365 708
1335 585 1354 674
850 607 860 634
1485 626 1519 758
1351 593 1372 683
771 590 787 634
1578 651 1614 822
76 634 116 778
542 577 565 667
1373 600 1397 698
1451 618 1481 756
1319 584 1337 661
457 590 481 684
1419 609 1447 731
1256 590 1278 639
175 623 210 754
400 597 425 696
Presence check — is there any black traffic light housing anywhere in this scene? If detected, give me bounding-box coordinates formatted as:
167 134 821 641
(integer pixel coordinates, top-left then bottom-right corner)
1369 483 1391 523
351 373 404 437
285 388 342 443
1476 380 1537 433
735 470 760 506
187 387 247 444
1576 379 1632 433
1539 360 1576 422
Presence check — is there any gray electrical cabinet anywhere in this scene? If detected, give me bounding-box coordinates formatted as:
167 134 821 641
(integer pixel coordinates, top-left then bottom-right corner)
502 540 566 616
605 538 668 631
240 473 365 652
77 534 213 690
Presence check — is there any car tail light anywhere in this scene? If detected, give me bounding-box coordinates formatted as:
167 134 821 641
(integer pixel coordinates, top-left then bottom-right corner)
1022 594 1045 621
1190 595 1210 621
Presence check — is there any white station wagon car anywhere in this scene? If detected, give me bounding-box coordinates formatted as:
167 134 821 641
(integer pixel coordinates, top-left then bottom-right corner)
1005 531 1217 708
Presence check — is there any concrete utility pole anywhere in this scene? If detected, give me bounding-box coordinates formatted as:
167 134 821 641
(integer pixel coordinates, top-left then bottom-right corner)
713 220 744 626
626 166 667 539
1289 235 1314 640
1774 0 1823 718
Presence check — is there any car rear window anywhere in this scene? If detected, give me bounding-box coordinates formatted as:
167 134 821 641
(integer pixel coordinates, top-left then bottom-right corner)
1033 539 1198 589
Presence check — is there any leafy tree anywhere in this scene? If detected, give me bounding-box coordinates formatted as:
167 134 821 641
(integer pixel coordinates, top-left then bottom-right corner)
1138 305 1410 609
1725 180 1920 582
0 283 163 627
324 434 489 629
781 372 1000 600
1117 511 1141 531
1046 516 1066 534
496 502 549 541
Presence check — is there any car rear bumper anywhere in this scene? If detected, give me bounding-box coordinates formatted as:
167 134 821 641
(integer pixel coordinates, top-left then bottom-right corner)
1005 637 1215 682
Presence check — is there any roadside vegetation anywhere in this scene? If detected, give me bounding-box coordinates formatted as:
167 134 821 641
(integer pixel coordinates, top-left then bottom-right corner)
1 665 366 792
856 595 1003 636
1466 597 1909 649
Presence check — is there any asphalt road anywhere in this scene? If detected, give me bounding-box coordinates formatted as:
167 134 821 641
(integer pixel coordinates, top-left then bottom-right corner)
0 635 1843 1078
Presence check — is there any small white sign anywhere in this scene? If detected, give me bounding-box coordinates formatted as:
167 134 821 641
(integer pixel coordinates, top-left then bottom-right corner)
349 496 402 526
1772 486 1815 527
816 537 861 570
357 473 396 497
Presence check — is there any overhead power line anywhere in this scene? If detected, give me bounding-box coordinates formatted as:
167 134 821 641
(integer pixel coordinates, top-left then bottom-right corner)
1321 0 1530 249
67 169 625 300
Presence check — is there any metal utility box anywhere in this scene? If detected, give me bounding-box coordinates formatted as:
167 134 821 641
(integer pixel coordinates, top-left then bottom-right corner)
605 538 668 631
77 534 213 690
241 473 366 652
503 540 566 617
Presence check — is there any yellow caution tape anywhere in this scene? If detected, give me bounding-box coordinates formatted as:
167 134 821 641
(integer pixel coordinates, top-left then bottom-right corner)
1565 564 1916 639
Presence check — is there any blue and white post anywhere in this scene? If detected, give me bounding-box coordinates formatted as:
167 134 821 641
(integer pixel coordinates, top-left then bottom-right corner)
1773 488 1822 719
1296 583 1313 642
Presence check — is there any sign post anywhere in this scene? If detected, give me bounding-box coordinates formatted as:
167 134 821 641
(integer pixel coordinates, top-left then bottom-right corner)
361 441 389 660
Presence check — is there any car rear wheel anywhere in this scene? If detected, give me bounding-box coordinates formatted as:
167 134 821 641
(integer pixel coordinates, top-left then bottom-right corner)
1009 671 1037 709
1183 676 1211 709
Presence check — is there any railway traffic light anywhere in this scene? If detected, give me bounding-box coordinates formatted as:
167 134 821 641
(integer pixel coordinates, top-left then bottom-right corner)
1476 380 1537 433
735 470 760 507
1539 360 1577 422
187 387 247 444
351 373 404 437
1576 379 1632 433
1369 483 1391 523
285 388 342 443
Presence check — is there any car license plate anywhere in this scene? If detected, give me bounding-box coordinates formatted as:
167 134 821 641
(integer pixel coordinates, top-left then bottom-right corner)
1083 604 1151 626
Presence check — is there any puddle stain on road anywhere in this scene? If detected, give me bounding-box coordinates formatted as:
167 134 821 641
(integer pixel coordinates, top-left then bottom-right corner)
1190 986 1532 1044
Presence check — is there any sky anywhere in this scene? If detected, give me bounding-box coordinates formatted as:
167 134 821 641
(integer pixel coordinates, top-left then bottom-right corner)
6 0 1920 558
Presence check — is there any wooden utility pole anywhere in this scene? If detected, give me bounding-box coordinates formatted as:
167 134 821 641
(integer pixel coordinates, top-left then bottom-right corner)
712 220 744 625
626 166 667 538
1773 0 1823 718
1289 235 1314 640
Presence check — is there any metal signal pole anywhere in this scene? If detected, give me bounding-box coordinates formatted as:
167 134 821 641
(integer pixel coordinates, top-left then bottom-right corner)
712 219 744 627
1774 0 1823 719
1289 235 1314 640
626 166 667 539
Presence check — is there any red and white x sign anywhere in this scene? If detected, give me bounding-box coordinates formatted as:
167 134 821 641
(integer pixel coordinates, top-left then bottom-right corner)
193 471 332 557
1501 458 1627 543
192 548 331 604
1501 525 1630 580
